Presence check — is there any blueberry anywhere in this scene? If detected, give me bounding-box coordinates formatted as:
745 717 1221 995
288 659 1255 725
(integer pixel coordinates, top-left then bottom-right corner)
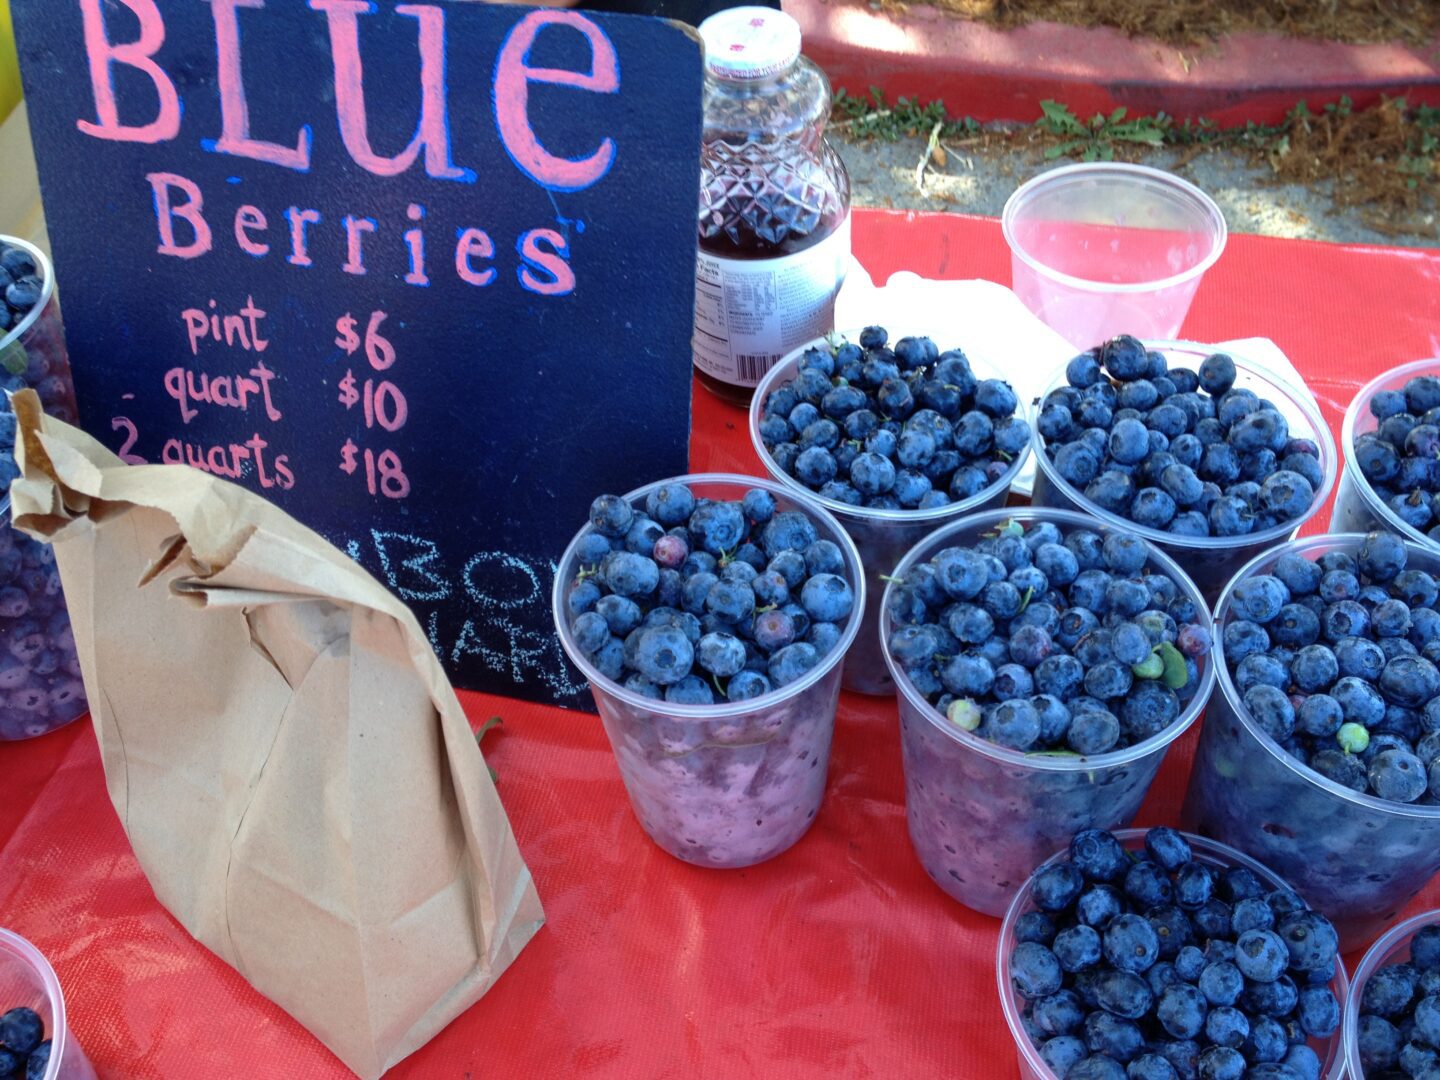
634 626 693 684
798 573 853 624
589 494 634 538
1103 913 1160 975
1103 335 1150 381
1096 968 1154 1020
602 551 661 598
1357 1013 1401 1073
22 1041 50 1080
1068 350 1103 387
1068 708 1121 755
1070 1057 1127 1080
1040 1036 1089 1077
1011 941 1064 997
0 1008 42 1057
646 483 697 527
1207 496 1254 536
1107 417 1150 465
992 662 1034 699
725 670 772 701
1071 829 1131 883
760 511 817 558
573 610 613 656
1015 911 1056 946
988 699 1042 750
1414 926 1440 971
1140 981 1204 1042
1199 962 1244 1006
1380 654 1440 707
1054 924 1103 972
1369 747 1429 802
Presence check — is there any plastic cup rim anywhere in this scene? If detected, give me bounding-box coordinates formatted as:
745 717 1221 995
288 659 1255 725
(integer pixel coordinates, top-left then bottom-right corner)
1339 356 1440 549
1000 161 1229 295
1029 338 1339 551
996 826 1352 1080
0 927 68 1079
1213 531 1440 820
746 327 1033 524
878 504 1217 772
0 236 57 356
1341 907 1440 1077
551 471 866 721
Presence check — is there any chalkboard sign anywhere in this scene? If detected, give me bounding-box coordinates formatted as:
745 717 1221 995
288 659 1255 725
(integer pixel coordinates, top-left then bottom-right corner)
13 0 703 708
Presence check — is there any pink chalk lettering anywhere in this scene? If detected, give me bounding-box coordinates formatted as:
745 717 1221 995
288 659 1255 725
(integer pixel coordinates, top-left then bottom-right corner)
148 173 213 258
342 214 376 275
455 227 496 287
285 206 322 267
208 0 313 170
404 203 428 286
494 11 618 192
310 0 468 180
234 204 270 256
76 0 181 144
517 228 575 296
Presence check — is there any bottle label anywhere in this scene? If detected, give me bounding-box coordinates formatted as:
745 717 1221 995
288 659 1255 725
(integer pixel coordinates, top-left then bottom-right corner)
692 213 852 388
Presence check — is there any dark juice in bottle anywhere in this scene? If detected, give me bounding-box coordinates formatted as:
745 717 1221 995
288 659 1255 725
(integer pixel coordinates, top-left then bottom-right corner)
692 8 851 408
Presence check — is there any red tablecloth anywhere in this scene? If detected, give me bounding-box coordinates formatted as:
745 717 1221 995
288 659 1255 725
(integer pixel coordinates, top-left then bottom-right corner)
5 209 1440 1079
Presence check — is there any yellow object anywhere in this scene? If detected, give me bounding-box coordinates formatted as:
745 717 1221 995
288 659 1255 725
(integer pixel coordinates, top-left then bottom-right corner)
0 0 20 123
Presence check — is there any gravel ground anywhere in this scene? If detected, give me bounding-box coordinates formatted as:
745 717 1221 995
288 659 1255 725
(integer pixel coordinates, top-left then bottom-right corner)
837 134 1440 249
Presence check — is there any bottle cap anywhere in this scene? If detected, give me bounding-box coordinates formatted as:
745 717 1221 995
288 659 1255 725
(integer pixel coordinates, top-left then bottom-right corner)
698 7 802 82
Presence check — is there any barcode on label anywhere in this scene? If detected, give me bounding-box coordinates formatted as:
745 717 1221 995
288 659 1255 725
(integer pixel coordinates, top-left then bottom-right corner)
736 353 779 382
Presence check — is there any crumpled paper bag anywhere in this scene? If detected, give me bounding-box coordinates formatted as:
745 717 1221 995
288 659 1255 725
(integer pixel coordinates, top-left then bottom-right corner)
7 391 543 1079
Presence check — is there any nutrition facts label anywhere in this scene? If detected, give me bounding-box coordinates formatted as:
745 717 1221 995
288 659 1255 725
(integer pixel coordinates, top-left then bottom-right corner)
693 214 851 387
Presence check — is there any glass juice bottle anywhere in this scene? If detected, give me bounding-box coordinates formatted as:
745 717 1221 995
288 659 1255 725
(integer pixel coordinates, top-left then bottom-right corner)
692 7 852 407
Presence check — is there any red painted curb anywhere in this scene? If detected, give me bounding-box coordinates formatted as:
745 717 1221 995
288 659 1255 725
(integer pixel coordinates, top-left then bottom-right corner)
791 0 1440 126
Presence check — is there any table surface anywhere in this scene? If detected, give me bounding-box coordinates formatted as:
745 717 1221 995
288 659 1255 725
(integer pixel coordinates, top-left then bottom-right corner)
5 207 1440 1079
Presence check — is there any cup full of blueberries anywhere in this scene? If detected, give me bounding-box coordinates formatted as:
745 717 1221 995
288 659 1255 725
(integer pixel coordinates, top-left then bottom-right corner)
553 473 864 868
879 506 1216 916
0 238 77 429
0 928 96 1080
748 325 1033 697
1334 358 1440 548
1029 335 1336 603
1182 530 1440 953
999 827 1351 1080
1344 908 1440 1079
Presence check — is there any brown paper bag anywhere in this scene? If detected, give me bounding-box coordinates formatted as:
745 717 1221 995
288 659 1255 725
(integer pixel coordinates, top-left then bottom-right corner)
7 391 544 1079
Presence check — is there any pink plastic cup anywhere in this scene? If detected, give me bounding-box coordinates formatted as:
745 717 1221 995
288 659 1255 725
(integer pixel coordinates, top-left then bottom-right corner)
1002 163 1227 349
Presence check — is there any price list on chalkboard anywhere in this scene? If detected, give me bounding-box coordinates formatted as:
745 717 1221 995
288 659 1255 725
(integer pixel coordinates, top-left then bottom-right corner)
13 0 704 708
335 311 409 500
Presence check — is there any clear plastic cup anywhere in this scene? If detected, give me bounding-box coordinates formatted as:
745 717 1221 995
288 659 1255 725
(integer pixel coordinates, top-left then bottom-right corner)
998 829 1351 1080
552 473 864 869
1029 339 1337 604
748 329 1032 696
0 928 97 1080
1001 163 1227 349
1333 357 1440 547
880 506 1216 916
0 237 80 427
1181 533 1440 952
0 499 87 740
1342 909 1440 1078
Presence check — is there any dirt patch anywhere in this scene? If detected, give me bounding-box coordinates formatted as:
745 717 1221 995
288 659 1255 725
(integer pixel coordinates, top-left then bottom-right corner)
902 0 1440 46
1259 98 1440 237
835 90 1440 238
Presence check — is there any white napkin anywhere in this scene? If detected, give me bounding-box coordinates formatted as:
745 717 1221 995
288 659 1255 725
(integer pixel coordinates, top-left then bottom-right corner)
835 262 1308 494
